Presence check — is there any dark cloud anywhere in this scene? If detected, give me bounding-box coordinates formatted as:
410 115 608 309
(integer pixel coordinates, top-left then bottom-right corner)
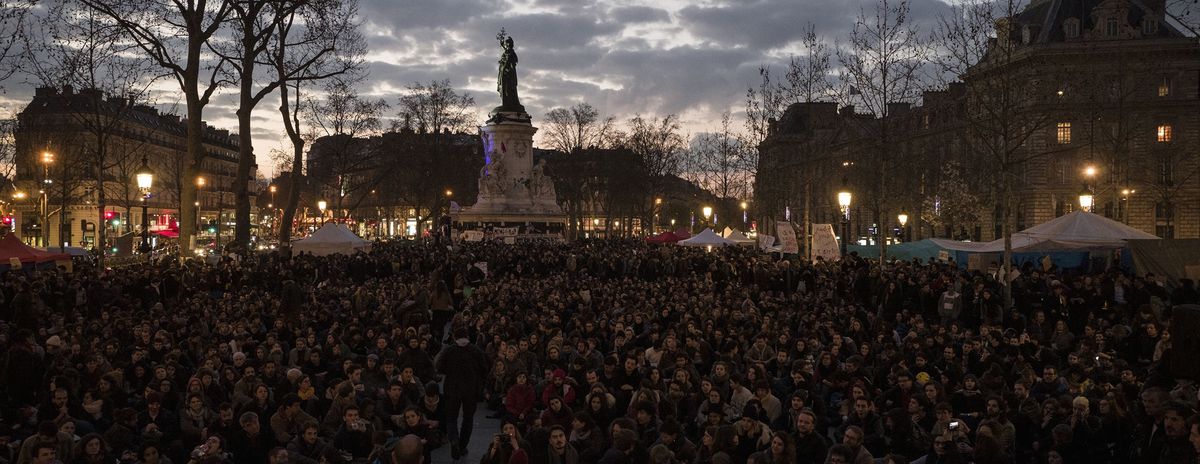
1 0 958 178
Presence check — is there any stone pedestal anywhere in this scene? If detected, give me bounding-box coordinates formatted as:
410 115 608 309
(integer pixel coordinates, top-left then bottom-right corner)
454 111 566 233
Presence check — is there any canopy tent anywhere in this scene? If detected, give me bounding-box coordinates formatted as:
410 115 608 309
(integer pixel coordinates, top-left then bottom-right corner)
977 211 1158 252
722 229 756 246
1127 239 1200 285
292 223 372 256
646 231 683 244
0 234 70 270
678 228 734 247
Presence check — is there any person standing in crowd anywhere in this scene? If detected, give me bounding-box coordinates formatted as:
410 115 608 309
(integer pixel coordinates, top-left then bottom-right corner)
436 326 488 460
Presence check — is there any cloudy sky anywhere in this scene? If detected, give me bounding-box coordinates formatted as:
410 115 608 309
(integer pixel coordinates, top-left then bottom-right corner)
1 0 958 177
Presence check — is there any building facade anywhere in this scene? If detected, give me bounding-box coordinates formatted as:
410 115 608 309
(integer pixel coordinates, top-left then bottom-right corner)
12 86 253 249
755 0 1200 248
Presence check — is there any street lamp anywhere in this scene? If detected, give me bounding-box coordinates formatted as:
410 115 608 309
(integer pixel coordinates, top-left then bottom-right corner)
654 198 662 233
897 210 909 242
135 156 154 257
39 151 53 247
740 201 748 228
701 206 713 229
837 178 852 257
318 200 327 226
1078 186 1094 213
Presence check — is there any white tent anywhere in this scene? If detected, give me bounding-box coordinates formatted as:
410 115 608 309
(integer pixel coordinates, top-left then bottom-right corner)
679 228 735 247
934 211 1159 253
292 223 373 256
723 229 756 246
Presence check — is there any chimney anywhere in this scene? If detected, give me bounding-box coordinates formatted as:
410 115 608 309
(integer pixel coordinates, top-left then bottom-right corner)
35 87 58 97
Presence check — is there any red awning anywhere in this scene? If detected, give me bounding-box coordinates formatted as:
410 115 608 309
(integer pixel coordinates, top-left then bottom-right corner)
0 233 70 263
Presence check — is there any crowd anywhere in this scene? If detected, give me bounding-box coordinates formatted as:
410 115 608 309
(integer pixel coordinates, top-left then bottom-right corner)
0 238 1199 464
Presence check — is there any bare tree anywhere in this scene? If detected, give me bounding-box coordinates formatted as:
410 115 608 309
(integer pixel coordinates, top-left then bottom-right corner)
388 79 476 233
748 23 834 245
273 0 366 243
0 120 16 183
837 0 928 260
222 0 364 249
931 0 1061 304
80 0 234 255
689 111 753 201
541 103 615 154
23 0 159 259
305 80 387 217
623 113 685 231
0 0 36 89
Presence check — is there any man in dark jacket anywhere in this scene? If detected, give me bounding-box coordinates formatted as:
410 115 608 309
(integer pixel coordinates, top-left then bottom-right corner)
435 327 488 459
794 409 828 464
227 412 273 462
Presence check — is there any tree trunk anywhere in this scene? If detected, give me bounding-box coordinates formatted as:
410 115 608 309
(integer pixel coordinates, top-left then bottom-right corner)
234 53 255 251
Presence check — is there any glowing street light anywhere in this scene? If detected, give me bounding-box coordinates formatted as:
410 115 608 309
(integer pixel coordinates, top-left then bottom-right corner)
1078 188 1094 212
701 206 713 220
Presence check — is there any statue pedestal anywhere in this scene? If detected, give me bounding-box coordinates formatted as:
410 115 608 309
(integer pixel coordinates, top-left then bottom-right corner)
454 112 566 234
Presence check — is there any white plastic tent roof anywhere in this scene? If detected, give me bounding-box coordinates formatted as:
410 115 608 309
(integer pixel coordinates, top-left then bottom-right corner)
292 223 372 256
679 228 735 247
725 230 756 245
934 211 1158 253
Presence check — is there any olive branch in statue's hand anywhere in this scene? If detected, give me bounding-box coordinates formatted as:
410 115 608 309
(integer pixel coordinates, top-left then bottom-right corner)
496 28 507 43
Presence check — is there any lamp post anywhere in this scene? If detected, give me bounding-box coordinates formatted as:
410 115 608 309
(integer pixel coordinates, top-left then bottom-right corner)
40 151 53 247
269 184 277 239
702 206 713 230
1120 188 1134 223
654 197 662 233
740 201 748 229
194 176 205 250
135 155 154 260
837 179 852 257
1078 186 1094 213
318 200 327 227
1082 164 1096 213
897 210 909 242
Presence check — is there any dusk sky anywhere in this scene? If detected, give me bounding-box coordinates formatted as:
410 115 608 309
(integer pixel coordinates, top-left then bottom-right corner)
0 0 958 177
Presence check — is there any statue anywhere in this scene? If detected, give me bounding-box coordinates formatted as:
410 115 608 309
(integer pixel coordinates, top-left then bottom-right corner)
530 159 552 198
483 158 507 195
497 34 523 111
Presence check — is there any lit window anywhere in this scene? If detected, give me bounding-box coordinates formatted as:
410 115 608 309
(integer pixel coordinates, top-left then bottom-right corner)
1057 122 1072 144
1158 78 1170 97
1106 18 1119 37
1157 124 1172 142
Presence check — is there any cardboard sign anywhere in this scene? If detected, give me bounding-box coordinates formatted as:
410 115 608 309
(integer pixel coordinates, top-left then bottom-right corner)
938 250 951 262
811 224 840 261
495 227 519 237
775 221 798 254
460 230 484 242
758 234 775 251
8 257 20 269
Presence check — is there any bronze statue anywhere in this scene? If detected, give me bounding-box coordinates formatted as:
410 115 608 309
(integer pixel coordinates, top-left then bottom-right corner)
497 36 523 111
